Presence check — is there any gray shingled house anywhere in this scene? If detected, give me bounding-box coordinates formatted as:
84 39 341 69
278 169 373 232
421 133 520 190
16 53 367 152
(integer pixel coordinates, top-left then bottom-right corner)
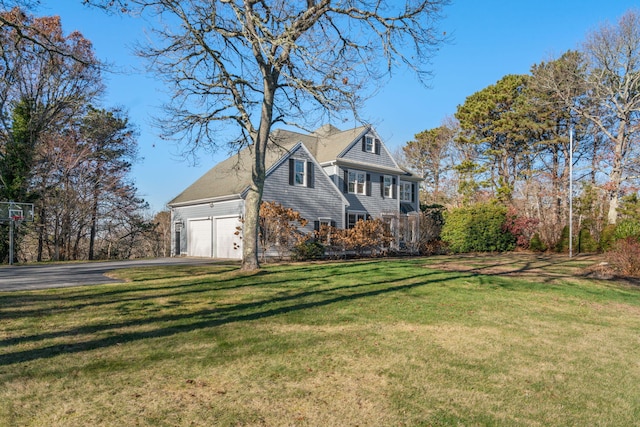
168 124 422 259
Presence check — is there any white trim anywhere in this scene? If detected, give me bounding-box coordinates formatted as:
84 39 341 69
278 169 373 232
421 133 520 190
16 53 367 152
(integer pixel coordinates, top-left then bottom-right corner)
169 194 243 208
292 158 307 186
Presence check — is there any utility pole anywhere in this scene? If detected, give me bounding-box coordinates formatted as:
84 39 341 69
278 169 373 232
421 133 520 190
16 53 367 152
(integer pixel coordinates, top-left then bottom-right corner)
569 128 573 258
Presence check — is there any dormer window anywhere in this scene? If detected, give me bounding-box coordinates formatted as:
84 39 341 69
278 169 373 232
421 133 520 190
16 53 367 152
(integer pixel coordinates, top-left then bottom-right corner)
362 135 381 154
289 158 314 188
365 136 374 153
294 159 305 185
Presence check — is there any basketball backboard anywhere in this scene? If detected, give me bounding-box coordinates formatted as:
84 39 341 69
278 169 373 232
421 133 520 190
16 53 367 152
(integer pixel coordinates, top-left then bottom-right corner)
0 201 34 222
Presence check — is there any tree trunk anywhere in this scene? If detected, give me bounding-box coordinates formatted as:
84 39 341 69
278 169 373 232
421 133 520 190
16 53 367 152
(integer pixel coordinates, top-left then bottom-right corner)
37 204 45 262
88 184 99 260
240 77 275 271
606 124 627 225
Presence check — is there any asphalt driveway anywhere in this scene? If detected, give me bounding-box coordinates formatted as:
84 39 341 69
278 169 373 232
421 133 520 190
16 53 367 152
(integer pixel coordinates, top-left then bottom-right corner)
0 258 222 292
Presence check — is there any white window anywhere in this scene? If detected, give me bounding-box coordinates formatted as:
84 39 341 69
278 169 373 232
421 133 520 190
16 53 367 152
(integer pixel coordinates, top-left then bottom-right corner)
365 135 375 153
347 212 368 228
293 159 305 186
400 182 413 202
348 171 366 194
290 158 314 188
383 175 393 198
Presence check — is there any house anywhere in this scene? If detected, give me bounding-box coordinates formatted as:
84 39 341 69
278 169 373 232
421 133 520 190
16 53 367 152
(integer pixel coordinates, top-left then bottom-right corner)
168 124 422 259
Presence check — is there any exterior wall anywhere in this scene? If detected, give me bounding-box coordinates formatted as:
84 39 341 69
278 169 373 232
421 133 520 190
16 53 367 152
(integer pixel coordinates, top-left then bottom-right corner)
340 130 398 169
262 145 346 230
337 167 399 219
171 199 244 256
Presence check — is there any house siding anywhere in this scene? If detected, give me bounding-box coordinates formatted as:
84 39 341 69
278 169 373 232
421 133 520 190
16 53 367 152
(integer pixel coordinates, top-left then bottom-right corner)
341 132 398 169
338 167 400 218
263 145 345 230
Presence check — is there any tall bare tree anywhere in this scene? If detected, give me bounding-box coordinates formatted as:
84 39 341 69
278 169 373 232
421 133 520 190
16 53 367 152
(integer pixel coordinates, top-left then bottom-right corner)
88 0 450 271
533 11 640 225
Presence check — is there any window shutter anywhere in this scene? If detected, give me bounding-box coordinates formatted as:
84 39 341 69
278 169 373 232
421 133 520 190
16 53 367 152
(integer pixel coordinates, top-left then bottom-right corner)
361 136 366 152
375 138 381 155
392 178 397 199
314 220 320 231
380 176 385 198
331 220 336 228
366 174 371 196
307 161 314 188
412 183 416 202
288 159 294 186
343 169 349 193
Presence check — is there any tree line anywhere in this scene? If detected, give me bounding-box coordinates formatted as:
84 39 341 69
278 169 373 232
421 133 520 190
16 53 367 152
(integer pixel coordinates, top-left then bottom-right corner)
0 7 169 263
403 9 640 252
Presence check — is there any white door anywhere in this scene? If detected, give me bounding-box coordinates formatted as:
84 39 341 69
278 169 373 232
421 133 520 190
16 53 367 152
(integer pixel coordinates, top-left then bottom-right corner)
188 218 212 257
216 217 242 259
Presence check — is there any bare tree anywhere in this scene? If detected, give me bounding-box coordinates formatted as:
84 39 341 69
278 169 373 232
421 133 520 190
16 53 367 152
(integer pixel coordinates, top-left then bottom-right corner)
533 11 640 225
0 8 103 261
88 0 450 271
403 116 457 204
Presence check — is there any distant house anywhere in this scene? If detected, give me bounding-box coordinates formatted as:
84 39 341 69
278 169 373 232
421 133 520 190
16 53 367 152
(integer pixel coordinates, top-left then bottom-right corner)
168 124 422 259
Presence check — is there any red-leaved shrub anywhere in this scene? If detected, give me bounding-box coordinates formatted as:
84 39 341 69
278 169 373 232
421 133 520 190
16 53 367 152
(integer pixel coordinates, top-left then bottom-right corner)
606 237 640 277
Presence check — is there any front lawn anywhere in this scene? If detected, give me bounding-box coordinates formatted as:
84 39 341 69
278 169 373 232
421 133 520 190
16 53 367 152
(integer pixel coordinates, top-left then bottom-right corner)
1 255 639 426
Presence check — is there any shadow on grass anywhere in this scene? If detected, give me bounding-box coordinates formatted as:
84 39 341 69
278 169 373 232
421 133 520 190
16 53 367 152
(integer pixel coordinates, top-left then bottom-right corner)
0 264 469 366
0 261 387 320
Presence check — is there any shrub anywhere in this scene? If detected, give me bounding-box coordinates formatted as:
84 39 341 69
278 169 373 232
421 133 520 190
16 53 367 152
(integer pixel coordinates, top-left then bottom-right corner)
529 233 547 252
503 207 539 249
418 204 445 255
613 219 640 241
555 225 570 252
441 203 515 253
291 239 325 261
578 227 598 253
599 224 617 252
606 237 640 277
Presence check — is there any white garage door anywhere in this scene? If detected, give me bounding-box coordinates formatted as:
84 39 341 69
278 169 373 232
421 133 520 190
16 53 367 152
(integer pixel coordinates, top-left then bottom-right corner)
216 217 242 259
188 218 212 257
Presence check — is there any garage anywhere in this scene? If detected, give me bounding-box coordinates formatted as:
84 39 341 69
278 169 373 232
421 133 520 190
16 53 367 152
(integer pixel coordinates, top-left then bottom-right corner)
187 218 212 257
216 216 242 259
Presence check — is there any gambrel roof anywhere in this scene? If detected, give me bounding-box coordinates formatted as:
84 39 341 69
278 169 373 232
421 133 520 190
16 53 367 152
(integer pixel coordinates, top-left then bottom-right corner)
168 125 421 207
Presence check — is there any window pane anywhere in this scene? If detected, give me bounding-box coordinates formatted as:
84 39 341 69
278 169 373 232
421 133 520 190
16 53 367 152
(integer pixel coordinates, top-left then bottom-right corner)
384 176 392 197
365 136 374 152
294 160 305 185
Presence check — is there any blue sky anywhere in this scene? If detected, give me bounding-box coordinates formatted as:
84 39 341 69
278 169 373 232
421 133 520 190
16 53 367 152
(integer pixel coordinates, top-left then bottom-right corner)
35 1 640 212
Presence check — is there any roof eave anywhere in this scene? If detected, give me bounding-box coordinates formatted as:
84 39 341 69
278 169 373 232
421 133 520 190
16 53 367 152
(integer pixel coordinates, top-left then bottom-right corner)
168 193 245 208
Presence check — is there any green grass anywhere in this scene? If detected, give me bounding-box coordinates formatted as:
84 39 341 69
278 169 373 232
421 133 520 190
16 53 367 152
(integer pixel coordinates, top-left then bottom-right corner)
1 256 640 426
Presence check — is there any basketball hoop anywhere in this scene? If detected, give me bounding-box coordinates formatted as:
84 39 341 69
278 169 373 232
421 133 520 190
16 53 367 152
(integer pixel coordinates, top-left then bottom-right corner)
11 215 23 222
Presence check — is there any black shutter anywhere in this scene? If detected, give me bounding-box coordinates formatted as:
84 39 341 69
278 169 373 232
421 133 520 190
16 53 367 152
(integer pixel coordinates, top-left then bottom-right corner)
366 174 371 196
307 161 314 188
288 159 294 186
343 169 349 193
375 138 381 155
412 183 416 202
392 178 397 199
361 136 366 152
314 220 320 231
380 176 385 198
331 220 336 228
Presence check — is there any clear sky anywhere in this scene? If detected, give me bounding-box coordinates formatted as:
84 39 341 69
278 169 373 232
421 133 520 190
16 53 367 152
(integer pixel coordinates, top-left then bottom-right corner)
34 1 640 213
